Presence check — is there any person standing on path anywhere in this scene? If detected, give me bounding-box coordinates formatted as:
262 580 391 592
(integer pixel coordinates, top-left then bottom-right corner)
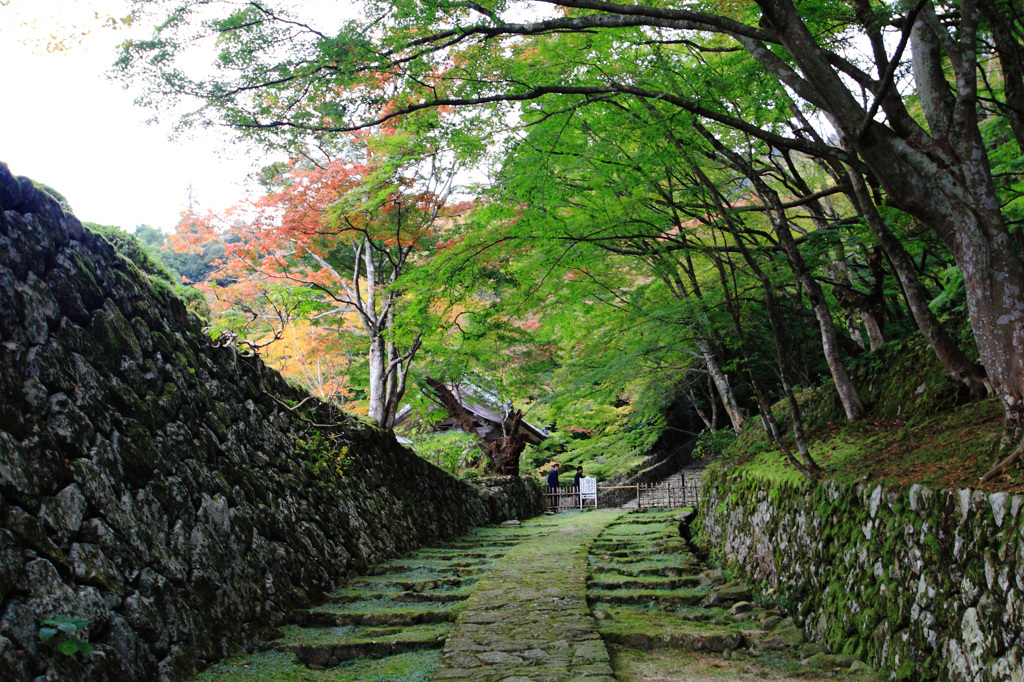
574 466 584 490
546 463 561 511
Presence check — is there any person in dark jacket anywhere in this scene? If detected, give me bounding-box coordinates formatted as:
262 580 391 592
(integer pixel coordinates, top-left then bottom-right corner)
546 463 561 510
574 466 584 490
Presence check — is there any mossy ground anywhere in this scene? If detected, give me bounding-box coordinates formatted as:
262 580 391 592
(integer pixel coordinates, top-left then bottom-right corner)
193 505 876 682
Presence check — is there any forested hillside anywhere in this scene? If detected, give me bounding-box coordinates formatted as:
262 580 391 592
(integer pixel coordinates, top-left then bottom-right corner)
106 0 1024 487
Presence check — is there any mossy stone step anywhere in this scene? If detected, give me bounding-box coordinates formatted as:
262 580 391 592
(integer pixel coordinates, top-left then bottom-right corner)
592 605 739 626
587 588 707 606
344 573 462 589
453 567 489 578
369 561 494 579
589 542 656 552
368 564 461 576
611 515 682 525
327 592 386 604
597 526 667 536
395 578 470 591
295 606 460 628
338 577 470 594
589 561 700 578
282 623 450 669
394 591 470 604
587 575 701 590
325 592 470 612
587 553 652 564
594 532 669 541
391 557 496 568
440 540 519 549
195 648 445 680
600 629 745 652
591 548 654 558
449 560 491 568
413 550 505 560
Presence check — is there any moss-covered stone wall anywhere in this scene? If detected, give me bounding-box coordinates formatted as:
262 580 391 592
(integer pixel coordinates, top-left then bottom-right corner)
0 162 544 681
700 466 1022 681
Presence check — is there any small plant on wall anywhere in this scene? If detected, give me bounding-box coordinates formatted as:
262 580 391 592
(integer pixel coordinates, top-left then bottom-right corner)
297 428 351 480
38 616 92 656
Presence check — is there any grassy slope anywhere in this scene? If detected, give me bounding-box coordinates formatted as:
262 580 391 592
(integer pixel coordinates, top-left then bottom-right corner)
716 332 1022 494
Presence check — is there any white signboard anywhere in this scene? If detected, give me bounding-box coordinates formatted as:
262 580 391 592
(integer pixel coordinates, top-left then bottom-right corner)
580 476 597 509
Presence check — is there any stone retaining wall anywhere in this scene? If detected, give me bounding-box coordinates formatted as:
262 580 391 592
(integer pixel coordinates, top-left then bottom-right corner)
699 466 1023 680
0 162 544 681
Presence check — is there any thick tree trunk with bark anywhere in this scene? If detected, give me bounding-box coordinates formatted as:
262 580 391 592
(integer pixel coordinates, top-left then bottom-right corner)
493 410 526 476
787 243 865 421
861 249 888 351
426 378 480 435
357 241 421 430
366 334 390 426
830 251 869 350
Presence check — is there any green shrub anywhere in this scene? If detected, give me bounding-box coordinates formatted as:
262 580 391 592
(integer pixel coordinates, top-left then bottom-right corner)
39 616 92 656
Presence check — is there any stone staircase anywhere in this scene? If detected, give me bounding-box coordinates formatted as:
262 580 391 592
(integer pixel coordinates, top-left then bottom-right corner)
194 509 882 681
194 526 523 680
586 509 877 680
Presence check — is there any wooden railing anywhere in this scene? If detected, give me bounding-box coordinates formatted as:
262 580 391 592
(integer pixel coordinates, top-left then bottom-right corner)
546 486 592 511
545 474 702 511
634 477 702 509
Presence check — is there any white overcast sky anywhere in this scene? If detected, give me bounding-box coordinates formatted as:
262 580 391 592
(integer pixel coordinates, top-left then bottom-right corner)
0 0 279 232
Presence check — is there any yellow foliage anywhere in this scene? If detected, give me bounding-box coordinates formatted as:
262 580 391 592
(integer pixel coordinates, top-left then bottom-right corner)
259 322 355 404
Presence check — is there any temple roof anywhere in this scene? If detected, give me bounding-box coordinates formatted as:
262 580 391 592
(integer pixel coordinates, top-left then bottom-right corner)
394 382 547 445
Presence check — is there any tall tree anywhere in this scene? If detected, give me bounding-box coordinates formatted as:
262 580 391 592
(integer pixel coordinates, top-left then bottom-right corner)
188 134 456 428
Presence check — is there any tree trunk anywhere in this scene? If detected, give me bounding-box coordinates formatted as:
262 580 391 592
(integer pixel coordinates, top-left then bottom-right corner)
828 245 872 350
696 338 746 435
366 333 389 427
861 248 887 351
798 266 865 421
426 378 523 475
682 378 717 432
695 123 865 421
492 410 525 476
748 368 821 482
710 247 823 482
846 168 990 399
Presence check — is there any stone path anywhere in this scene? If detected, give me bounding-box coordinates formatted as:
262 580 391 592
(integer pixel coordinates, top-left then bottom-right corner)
194 506 880 681
433 510 623 681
